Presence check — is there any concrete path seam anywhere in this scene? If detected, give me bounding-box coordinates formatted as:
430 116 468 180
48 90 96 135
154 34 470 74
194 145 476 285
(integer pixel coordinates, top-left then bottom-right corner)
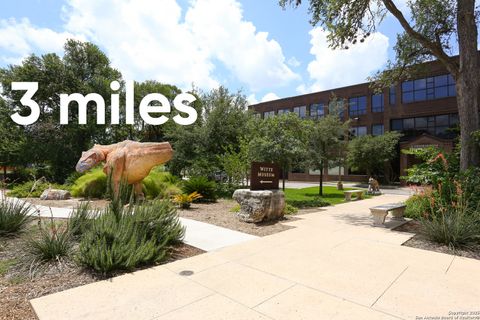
370 266 409 308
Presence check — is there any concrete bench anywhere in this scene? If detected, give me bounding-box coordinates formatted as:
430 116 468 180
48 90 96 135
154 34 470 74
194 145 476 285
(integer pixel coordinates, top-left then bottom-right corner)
369 203 406 227
344 190 364 201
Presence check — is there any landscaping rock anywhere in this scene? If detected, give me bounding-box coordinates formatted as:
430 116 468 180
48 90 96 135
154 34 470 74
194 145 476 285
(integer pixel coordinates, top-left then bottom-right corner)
40 188 71 200
232 189 285 223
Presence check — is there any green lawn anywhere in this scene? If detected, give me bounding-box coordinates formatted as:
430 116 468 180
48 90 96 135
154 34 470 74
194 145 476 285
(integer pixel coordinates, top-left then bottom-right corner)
284 186 368 208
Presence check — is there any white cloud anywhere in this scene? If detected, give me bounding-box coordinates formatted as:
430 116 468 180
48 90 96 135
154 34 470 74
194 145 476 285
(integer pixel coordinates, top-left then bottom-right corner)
0 0 298 93
298 28 389 94
0 18 81 65
63 0 219 90
287 56 301 67
185 0 299 91
247 93 258 105
261 92 280 102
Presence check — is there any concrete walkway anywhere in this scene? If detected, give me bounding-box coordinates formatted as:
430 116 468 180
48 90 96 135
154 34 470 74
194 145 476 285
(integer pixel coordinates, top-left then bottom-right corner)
1 195 257 252
31 194 480 320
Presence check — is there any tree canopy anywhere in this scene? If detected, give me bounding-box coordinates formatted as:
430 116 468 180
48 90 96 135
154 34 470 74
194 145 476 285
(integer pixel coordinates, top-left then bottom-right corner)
280 0 480 170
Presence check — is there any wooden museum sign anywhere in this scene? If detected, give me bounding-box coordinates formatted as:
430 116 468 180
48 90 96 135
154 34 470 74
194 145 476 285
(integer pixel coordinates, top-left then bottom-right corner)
250 162 280 190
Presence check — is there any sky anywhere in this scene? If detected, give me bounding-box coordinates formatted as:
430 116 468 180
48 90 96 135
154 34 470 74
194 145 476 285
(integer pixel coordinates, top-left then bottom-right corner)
0 0 411 104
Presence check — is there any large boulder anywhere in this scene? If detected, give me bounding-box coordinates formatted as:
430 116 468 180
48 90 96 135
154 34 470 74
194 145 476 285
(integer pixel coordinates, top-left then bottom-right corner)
233 189 285 223
40 188 71 200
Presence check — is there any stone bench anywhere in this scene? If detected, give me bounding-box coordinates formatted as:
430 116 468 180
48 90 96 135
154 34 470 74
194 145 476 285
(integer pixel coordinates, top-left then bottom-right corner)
343 190 364 201
369 203 406 227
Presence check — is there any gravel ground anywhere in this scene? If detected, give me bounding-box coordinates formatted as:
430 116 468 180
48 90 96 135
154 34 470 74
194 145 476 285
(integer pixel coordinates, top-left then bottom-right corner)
22 197 303 237
0 221 204 320
178 199 299 237
394 220 480 260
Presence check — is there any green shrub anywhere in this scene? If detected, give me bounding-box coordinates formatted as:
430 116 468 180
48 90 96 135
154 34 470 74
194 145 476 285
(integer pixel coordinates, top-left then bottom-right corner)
215 183 243 199
78 200 184 274
405 193 432 220
68 202 97 239
286 198 329 208
25 221 72 263
182 177 217 202
0 198 33 236
70 168 107 198
283 203 298 215
72 168 182 199
421 203 480 248
230 204 241 213
8 180 67 198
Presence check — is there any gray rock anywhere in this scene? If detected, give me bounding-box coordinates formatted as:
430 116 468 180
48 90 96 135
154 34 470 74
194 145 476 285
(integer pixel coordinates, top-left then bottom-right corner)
232 189 285 223
40 188 71 200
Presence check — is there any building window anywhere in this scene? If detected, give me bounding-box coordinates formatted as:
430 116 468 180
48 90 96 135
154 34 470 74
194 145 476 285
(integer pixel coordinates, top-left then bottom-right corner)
329 99 345 119
391 114 459 138
350 126 367 137
263 111 275 119
277 108 290 115
389 86 396 105
402 74 456 103
372 94 384 113
310 103 325 119
349 96 367 117
293 106 307 119
372 124 384 136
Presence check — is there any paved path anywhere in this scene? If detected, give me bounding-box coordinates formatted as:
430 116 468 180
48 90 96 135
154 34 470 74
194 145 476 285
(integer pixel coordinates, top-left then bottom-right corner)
30 194 480 320
1 195 257 252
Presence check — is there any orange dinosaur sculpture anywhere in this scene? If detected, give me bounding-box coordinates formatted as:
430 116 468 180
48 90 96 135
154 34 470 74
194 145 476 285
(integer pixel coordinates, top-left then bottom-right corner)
75 140 173 199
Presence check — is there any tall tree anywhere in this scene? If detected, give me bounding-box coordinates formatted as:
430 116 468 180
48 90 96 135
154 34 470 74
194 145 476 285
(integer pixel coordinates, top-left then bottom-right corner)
247 113 308 190
0 40 122 182
305 115 349 195
347 131 402 178
281 0 480 170
0 97 26 181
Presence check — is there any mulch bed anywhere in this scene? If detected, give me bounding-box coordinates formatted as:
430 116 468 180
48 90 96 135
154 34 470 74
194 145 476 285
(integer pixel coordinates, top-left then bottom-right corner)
394 220 480 260
0 227 204 320
177 199 299 237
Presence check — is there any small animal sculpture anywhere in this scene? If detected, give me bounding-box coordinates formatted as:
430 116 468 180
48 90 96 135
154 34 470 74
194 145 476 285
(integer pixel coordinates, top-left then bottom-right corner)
367 177 381 195
75 140 173 199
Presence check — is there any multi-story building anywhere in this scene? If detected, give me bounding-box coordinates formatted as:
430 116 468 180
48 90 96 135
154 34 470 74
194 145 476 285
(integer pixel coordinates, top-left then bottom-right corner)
249 59 460 183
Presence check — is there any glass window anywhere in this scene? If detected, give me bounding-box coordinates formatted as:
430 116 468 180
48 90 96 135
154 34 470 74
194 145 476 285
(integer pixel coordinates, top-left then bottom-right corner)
372 124 384 136
349 96 367 117
402 73 456 103
263 111 275 119
450 114 459 125
391 119 403 131
436 114 449 126
372 93 384 113
351 126 367 137
403 118 415 130
293 106 307 119
277 108 290 115
329 99 345 119
389 86 396 105
415 117 428 129
309 103 324 119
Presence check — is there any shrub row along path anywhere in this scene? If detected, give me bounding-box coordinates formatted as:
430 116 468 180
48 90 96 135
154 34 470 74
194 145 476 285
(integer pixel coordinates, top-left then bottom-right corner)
30 194 480 320
2 195 257 252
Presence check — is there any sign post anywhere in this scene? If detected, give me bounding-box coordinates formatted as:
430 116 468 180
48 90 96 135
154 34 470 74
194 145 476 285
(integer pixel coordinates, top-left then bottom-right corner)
250 162 280 190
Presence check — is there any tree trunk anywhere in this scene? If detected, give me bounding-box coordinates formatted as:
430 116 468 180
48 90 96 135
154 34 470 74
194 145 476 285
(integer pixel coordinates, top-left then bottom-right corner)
282 167 286 191
456 0 480 170
318 162 323 196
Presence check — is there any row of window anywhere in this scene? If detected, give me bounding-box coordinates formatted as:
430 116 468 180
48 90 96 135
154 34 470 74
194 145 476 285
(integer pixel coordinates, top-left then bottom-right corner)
261 74 456 119
402 74 456 103
391 114 459 138
350 124 384 137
